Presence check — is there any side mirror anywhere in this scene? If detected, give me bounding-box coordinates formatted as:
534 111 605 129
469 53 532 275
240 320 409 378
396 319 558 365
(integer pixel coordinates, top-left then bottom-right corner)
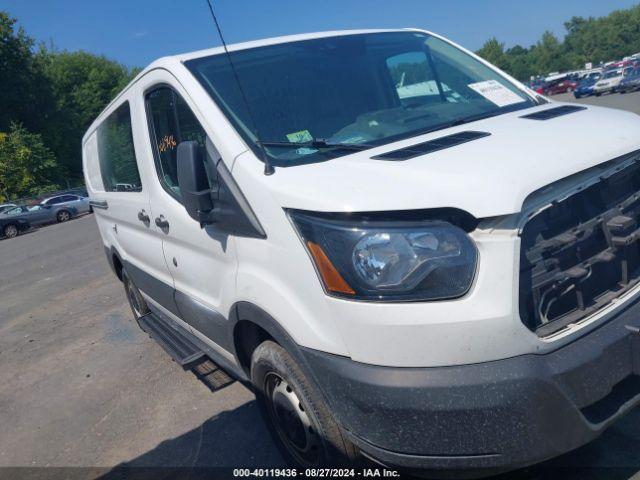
177 141 216 225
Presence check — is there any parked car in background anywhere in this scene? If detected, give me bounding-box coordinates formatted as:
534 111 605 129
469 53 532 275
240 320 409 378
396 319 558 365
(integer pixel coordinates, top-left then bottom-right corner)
3 204 78 225
0 203 17 214
544 76 578 95
618 68 640 93
0 210 30 238
529 80 546 94
594 69 624 95
573 76 600 98
40 194 92 214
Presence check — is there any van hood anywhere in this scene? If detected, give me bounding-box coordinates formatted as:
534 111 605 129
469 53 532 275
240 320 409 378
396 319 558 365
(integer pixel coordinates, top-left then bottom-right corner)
251 103 640 219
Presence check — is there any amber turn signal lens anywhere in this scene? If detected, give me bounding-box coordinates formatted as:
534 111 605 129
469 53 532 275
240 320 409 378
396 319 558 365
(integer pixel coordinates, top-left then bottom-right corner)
306 241 355 295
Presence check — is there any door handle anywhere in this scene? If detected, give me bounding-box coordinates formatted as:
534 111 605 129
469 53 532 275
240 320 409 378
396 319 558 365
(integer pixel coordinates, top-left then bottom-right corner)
155 215 169 231
137 209 150 224
89 199 108 210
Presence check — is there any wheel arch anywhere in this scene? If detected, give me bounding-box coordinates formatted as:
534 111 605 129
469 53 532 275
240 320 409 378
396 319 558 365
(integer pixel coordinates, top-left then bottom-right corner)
229 302 318 381
104 245 124 282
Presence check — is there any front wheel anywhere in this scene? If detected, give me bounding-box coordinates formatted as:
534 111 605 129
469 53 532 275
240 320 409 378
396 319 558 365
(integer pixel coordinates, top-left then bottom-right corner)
3 224 18 239
56 210 71 222
251 341 358 468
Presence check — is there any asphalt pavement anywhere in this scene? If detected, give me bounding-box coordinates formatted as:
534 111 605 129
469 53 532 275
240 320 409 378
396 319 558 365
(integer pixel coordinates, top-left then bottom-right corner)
1 90 640 479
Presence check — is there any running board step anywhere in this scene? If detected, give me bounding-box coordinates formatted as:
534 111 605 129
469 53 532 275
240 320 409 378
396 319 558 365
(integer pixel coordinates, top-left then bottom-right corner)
138 313 206 369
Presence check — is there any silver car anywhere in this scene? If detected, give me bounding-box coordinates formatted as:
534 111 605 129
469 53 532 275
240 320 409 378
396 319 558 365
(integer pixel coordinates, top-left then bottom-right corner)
0 203 17 214
2 204 78 225
40 194 92 214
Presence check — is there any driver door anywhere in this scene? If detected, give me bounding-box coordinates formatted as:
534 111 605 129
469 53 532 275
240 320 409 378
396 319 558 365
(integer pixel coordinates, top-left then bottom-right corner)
137 72 238 357
27 206 51 225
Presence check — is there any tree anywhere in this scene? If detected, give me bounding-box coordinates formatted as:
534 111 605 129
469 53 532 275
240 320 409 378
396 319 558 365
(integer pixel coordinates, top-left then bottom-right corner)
0 12 55 136
505 45 532 80
0 123 62 201
529 31 565 75
476 38 510 71
40 51 137 180
478 5 640 81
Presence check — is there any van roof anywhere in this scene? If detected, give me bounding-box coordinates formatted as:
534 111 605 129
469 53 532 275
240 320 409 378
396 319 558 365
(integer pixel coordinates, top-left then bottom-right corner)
82 28 424 144
175 28 416 61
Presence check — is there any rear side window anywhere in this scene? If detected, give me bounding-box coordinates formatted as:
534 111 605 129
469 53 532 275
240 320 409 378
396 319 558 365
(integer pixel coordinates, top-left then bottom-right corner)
145 87 206 200
96 102 142 192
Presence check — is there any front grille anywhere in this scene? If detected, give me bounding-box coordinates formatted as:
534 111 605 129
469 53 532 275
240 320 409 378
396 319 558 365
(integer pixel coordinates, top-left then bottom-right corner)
519 156 640 336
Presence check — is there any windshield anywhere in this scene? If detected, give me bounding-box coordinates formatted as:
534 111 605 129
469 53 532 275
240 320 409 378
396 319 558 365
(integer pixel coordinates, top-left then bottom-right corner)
604 70 621 79
186 31 537 167
4 207 22 215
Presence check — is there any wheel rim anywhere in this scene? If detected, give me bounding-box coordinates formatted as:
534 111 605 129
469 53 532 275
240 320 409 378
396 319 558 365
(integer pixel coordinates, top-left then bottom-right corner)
265 372 321 466
59 211 69 221
5 225 17 238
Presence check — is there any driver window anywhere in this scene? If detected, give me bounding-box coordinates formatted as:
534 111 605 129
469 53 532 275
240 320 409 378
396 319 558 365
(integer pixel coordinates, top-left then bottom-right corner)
146 87 207 201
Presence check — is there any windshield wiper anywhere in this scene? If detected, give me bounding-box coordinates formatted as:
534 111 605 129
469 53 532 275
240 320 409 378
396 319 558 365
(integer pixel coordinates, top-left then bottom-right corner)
258 139 374 151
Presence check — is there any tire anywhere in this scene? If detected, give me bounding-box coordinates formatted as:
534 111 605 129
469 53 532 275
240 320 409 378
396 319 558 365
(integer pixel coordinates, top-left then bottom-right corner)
3 224 18 239
123 270 149 320
251 341 358 468
595 92 602 96
56 210 71 222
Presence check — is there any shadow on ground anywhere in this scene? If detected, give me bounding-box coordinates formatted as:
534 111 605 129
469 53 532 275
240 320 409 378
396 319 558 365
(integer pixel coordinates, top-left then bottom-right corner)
93 393 640 480
97 401 281 480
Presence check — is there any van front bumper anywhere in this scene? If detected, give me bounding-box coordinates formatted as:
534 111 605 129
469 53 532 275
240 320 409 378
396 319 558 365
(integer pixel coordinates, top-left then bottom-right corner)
302 298 640 474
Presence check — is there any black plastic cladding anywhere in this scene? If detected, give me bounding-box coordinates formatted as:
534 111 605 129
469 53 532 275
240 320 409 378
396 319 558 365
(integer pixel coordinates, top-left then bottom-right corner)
371 131 490 161
519 157 640 336
520 105 587 120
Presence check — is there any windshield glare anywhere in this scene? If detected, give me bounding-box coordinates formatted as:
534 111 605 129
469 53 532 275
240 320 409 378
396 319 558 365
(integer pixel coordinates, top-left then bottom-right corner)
186 32 536 167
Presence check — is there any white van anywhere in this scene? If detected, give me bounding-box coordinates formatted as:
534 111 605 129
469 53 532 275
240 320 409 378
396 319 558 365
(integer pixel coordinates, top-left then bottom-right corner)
83 29 640 475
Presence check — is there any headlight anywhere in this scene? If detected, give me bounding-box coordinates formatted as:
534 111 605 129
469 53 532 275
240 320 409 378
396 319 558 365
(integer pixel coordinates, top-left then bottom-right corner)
289 210 478 301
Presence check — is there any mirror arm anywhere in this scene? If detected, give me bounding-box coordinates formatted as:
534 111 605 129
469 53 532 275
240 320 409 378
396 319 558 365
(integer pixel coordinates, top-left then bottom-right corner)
184 185 221 228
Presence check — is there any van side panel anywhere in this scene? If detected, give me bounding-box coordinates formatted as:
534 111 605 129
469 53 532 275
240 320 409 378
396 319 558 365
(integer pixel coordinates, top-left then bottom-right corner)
83 93 178 316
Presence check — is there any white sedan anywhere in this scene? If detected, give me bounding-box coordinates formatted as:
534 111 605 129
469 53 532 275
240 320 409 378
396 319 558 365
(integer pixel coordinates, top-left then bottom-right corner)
593 69 624 95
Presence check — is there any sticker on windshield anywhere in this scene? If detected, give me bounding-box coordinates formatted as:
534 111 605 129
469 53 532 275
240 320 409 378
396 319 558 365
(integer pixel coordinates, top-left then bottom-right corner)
286 129 313 143
467 80 525 107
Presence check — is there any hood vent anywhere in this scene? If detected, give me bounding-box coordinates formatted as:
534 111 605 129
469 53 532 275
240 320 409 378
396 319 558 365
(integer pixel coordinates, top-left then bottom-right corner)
371 131 490 161
521 105 587 121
